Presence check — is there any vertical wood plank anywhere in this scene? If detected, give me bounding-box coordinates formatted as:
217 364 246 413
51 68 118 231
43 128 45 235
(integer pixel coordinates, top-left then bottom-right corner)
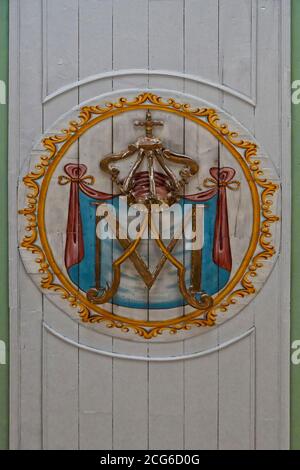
19 275 43 449
279 0 291 449
9 0 21 448
148 344 184 450
113 0 149 90
42 0 80 450
149 0 184 90
79 0 113 102
78 119 114 449
219 0 253 97
78 1 114 449
185 0 220 103
148 0 184 451
43 0 79 126
77 118 114 451
219 0 256 128
45 0 79 94
255 0 280 167
112 0 149 450
183 0 221 449
184 346 219 450
113 341 148 450
183 121 219 450
218 333 255 450
15 0 44 450
42 300 79 450
254 0 282 449
217 140 255 449
217 1 256 449
78 330 113 450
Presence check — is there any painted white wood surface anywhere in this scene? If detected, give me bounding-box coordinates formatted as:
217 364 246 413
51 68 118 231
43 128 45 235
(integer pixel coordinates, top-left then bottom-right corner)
9 0 290 450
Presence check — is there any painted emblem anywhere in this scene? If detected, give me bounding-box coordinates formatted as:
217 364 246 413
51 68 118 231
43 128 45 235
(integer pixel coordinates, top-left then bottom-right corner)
18 93 280 340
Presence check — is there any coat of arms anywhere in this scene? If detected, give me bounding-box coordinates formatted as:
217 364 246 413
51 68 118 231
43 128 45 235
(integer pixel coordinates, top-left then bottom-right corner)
19 93 280 339
59 110 239 313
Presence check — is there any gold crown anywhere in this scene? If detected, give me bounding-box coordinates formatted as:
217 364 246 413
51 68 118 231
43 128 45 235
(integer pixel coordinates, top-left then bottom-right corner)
100 111 199 206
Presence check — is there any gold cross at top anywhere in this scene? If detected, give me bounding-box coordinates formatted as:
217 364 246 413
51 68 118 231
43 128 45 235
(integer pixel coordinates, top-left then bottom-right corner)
134 110 164 138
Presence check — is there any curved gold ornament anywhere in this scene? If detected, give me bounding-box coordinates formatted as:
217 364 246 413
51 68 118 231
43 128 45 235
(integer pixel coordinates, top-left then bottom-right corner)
19 93 279 339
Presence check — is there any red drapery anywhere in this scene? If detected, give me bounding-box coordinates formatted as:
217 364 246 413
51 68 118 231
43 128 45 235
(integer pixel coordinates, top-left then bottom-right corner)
62 164 113 270
62 164 237 273
186 167 238 271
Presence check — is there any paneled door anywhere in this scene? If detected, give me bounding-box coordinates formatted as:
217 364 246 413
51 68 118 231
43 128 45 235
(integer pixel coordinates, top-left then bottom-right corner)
9 0 290 450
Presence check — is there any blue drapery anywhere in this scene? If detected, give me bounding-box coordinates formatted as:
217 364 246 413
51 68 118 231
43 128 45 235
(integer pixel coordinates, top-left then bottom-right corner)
68 191 230 309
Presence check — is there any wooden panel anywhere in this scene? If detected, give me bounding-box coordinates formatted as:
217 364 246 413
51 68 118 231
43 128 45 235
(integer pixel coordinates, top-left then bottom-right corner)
78 330 113 450
219 0 254 97
42 0 80 450
184 343 218 450
254 0 285 449
279 0 291 449
113 342 148 450
183 121 219 450
78 121 114 449
45 0 79 95
149 344 184 450
217 0 256 449
111 0 149 450
19 274 43 449
148 0 184 451
78 0 113 101
183 1 220 450
15 0 44 450
42 301 79 450
78 0 113 451
185 0 220 103
9 0 20 448
255 0 281 167
149 0 184 89
218 333 255 450
113 0 149 89
220 0 256 127
43 0 79 126
10 0 290 452
185 0 219 82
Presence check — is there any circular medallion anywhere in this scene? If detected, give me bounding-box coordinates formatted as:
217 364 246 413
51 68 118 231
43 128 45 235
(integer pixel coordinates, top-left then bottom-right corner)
18 92 280 340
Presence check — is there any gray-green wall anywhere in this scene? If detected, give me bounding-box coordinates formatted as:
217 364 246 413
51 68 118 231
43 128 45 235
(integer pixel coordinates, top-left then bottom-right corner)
291 0 300 450
0 0 9 451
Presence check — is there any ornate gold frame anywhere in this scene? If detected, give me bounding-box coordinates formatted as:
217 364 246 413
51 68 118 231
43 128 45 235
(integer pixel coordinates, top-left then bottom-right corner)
19 93 279 339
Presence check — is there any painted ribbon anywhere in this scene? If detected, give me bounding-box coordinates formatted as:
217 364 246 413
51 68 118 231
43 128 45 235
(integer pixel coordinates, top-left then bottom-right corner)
61 164 239 274
60 164 113 270
186 167 240 271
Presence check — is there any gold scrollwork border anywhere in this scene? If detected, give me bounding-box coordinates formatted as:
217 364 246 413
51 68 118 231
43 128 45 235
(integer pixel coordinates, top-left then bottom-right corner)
19 93 279 339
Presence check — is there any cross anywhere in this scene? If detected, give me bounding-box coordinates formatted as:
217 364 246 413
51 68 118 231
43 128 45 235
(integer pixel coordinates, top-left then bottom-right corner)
134 110 164 138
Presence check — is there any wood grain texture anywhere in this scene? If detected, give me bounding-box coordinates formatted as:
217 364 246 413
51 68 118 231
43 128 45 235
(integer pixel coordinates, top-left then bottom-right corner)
111 0 149 450
10 0 290 451
78 0 114 450
254 0 290 450
183 1 220 449
148 0 185 450
8 0 21 449
220 0 256 129
42 0 80 450
10 0 44 450
0 0 9 449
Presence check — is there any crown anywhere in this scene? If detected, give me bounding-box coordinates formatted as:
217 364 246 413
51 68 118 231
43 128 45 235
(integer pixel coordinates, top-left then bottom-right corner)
100 111 199 206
